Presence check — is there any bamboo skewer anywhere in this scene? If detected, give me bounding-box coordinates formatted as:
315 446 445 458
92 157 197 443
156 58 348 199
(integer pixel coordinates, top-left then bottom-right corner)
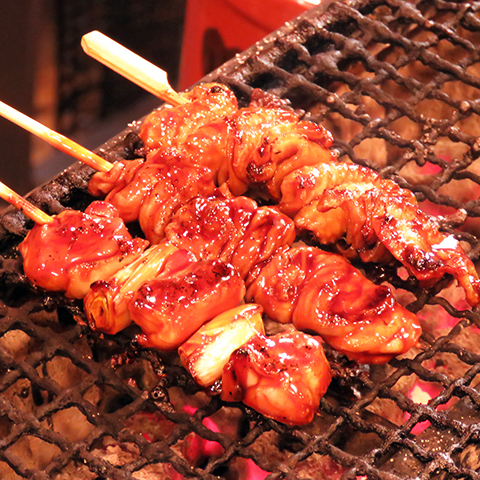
81 31 189 107
0 180 53 224
0 31 190 224
0 101 113 173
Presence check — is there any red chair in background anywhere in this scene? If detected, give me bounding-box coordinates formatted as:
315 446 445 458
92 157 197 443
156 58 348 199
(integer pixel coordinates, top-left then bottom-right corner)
179 0 317 90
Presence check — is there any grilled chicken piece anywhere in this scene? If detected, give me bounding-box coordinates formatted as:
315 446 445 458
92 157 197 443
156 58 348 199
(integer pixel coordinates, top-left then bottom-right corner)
89 82 237 212
89 148 216 231
179 304 265 388
88 157 144 206
19 201 149 299
139 83 238 152
84 242 182 334
130 259 245 350
280 162 480 306
139 97 334 196
137 152 216 244
171 106 335 197
230 110 335 199
221 329 331 425
247 246 422 364
165 193 296 278
137 86 480 305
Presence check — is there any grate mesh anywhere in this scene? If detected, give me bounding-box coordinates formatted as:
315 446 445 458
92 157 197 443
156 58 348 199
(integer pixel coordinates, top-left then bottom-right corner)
2 0 480 478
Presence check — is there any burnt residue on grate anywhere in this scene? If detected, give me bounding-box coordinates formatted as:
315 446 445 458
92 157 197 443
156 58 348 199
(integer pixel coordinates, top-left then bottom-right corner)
2 0 480 478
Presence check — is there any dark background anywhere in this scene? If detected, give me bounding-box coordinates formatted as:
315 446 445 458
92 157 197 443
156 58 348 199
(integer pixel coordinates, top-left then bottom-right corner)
0 0 187 195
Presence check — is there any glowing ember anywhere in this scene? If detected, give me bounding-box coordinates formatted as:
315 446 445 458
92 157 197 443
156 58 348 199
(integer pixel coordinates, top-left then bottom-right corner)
406 382 442 435
410 384 433 405
245 458 270 480
182 405 224 464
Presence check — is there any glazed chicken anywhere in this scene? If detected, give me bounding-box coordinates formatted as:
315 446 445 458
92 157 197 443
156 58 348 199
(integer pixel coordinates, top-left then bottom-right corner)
88 147 217 243
18 201 149 299
279 162 480 307
147 105 336 198
88 98 334 227
85 237 246 348
131 85 480 306
246 246 422 364
221 329 332 426
87 81 239 220
164 192 296 279
130 257 245 350
139 82 238 152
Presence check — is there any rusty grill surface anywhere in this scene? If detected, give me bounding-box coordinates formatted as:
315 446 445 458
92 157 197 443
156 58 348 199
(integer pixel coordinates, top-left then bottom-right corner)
2 0 480 479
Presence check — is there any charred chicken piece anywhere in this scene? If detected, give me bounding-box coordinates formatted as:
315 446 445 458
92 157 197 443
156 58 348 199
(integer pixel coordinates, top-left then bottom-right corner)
179 304 265 388
19 201 149 299
246 246 422 364
164 193 296 279
221 329 332 425
280 163 480 306
84 241 182 335
130 258 246 350
139 82 238 152
88 147 216 234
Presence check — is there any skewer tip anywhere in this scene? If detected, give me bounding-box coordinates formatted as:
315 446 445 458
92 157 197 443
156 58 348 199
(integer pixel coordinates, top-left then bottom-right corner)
81 30 189 106
0 181 53 224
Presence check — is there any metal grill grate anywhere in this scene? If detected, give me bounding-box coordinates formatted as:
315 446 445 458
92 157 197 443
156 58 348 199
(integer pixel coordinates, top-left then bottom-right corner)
2 0 480 478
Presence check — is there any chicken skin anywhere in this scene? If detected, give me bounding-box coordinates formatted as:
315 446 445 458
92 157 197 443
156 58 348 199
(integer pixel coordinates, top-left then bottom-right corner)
19 201 149 299
221 330 331 425
247 246 422 364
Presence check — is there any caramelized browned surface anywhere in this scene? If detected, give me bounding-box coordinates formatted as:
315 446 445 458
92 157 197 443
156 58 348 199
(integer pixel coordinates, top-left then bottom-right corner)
230 111 335 199
247 246 422 363
130 258 245 350
137 152 217 244
281 163 480 306
89 148 216 231
18 201 148 299
165 194 296 278
141 105 335 198
139 83 238 152
221 330 331 425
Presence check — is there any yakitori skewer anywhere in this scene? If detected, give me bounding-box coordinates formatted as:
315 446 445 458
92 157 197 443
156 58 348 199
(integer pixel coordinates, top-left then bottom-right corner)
0 179 53 224
77 31 480 307
0 100 113 172
81 31 188 107
0 168 147 301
